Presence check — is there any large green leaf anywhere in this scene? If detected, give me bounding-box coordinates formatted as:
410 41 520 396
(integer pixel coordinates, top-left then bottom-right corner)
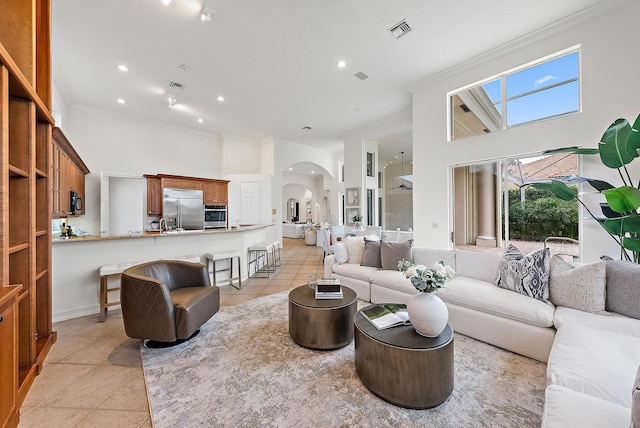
627 113 640 158
599 118 634 168
604 215 640 236
602 186 640 213
586 179 615 192
622 236 640 252
530 180 576 201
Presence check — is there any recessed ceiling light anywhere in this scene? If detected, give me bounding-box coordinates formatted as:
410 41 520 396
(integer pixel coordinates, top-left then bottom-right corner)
179 64 191 71
161 0 172 5
117 64 129 72
216 95 225 102
197 118 204 123
336 60 346 68
117 98 126 104
302 126 312 131
311 170 315 174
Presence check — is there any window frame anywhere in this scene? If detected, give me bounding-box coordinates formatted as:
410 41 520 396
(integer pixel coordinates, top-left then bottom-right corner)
448 45 581 141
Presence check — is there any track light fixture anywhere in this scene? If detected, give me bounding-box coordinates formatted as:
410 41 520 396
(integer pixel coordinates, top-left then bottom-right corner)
201 8 214 22
167 97 177 109
161 0 172 5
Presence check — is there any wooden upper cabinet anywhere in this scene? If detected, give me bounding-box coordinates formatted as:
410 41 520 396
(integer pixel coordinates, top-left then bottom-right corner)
204 180 228 205
146 177 162 216
51 127 89 217
162 177 203 190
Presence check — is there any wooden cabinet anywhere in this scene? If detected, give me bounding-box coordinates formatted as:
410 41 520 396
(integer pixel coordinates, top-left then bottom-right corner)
1 2 57 426
51 127 89 218
146 177 162 216
203 180 228 204
0 287 21 428
146 175 229 216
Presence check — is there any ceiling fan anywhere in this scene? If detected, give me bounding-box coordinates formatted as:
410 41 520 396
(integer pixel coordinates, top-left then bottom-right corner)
392 151 413 190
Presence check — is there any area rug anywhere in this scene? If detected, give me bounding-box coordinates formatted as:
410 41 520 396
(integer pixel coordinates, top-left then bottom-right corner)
140 292 546 427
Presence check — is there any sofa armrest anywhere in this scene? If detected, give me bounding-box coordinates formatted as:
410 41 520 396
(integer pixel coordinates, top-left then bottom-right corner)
324 254 337 278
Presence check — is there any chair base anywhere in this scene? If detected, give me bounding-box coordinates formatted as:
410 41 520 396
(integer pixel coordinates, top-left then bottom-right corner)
143 329 200 349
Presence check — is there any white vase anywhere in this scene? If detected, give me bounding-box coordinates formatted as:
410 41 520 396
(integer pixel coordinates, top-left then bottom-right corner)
407 292 449 338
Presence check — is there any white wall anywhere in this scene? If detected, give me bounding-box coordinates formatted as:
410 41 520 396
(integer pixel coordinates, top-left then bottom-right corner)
410 0 640 261
63 106 225 235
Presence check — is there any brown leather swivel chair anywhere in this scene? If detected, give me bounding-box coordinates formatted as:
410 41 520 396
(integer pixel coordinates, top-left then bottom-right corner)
121 260 219 347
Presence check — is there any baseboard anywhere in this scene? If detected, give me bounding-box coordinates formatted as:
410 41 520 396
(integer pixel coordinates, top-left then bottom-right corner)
53 304 103 323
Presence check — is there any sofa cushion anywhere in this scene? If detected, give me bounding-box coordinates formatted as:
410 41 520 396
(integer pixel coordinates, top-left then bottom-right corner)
412 248 457 270
380 240 412 270
344 236 365 265
436 276 555 328
332 263 379 283
606 260 640 320
547 323 640 408
495 244 551 304
633 366 640 428
361 239 381 268
542 385 631 428
455 250 501 283
371 269 417 295
332 243 348 264
549 256 607 314
553 306 640 336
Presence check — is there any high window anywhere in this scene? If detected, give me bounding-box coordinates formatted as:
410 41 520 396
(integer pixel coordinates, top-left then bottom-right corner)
450 48 580 141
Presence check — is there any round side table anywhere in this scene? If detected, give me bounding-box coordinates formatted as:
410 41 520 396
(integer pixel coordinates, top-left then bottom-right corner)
354 305 454 409
288 285 357 350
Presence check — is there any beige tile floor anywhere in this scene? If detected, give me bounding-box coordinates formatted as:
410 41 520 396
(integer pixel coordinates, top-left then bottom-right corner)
19 238 324 428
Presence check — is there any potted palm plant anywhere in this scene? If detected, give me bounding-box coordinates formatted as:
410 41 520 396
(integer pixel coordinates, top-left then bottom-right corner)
531 113 640 263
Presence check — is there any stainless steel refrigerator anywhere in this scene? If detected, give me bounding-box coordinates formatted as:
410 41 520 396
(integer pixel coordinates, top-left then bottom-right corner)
162 188 204 231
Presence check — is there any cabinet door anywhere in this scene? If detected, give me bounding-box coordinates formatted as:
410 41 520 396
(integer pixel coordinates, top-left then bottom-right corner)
50 144 60 217
215 182 228 204
183 179 203 190
0 301 17 426
76 166 86 215
59 154 71 215
203 181 215 204
147 178 162 215
162 178 183 189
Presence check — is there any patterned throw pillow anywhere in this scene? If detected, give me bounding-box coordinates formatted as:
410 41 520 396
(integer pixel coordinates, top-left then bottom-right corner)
549 255 607 314
495 244 551 303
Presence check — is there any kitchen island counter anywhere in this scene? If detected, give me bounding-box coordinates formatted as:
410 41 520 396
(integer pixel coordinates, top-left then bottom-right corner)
52 223 272 244
52 224 276 322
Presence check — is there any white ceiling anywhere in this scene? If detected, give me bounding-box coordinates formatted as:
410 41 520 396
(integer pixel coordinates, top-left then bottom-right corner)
51 0 604 159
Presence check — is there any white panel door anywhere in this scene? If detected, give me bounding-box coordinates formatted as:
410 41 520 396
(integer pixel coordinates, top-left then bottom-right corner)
241 181 261 225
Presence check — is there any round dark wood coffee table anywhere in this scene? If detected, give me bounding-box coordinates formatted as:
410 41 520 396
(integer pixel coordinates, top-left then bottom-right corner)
288 285 357 350
354 305 454 409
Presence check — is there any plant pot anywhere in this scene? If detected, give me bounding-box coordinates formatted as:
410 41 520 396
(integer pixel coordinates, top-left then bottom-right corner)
407 292 449 338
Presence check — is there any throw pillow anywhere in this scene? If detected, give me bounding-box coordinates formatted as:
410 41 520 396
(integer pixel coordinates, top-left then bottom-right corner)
605 260 640 319
343 236 365 265
549 255 607 314
361 238 381 268
632 365 640 428
380 240 413 270
495 244 551 303
332 243 348 264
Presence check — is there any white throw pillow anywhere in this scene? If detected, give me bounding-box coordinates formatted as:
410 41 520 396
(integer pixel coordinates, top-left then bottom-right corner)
343 236 365 265
332 243 348 264
549 255 607 314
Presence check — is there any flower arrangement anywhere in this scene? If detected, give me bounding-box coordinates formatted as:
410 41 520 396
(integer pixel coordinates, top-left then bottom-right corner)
352 214 362 223
398 260 456 293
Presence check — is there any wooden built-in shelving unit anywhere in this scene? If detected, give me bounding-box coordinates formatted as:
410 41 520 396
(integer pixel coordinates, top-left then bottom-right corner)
1 1 56 427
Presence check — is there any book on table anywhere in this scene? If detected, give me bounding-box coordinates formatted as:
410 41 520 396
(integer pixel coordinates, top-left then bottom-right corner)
361 304 411 330
315 278 343 299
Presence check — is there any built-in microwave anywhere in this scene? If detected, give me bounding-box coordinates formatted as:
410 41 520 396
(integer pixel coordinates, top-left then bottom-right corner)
204 205 227 229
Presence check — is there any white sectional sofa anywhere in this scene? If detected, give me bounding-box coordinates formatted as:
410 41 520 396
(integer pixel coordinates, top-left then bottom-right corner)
323 238 640 427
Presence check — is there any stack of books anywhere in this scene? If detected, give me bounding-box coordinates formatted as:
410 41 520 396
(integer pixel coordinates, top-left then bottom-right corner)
315 278 343 300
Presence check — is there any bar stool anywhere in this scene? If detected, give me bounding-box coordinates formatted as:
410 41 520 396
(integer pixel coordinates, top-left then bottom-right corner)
271 240 281 267
247 242 276 278
205 250 242 289
99 262 134 322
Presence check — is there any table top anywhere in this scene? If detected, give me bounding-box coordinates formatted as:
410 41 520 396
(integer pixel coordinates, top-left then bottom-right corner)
355 305 453 350
288 285 357 309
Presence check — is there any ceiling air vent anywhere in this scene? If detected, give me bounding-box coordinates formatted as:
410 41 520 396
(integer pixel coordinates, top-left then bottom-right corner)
354 71 369 81
169 81 185 90
460 104 471 113
389 19 411 39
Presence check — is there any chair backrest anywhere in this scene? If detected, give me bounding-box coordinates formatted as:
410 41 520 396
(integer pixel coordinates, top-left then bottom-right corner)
125 260 209 291
330 226 345 239
365 226 381 237
316 228 330 249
